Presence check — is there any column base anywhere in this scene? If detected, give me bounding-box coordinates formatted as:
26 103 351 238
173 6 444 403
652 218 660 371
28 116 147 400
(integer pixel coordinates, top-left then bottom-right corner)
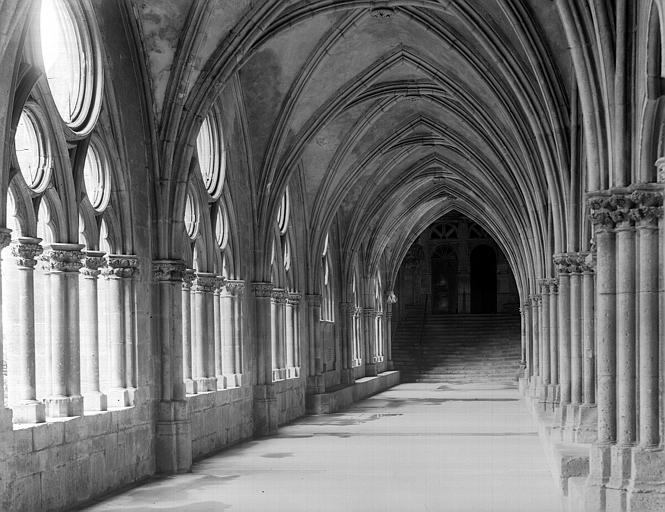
44 395 83 417
271 369 286 382
286 367 300 379
584 443 613 512
253 384 278 436
195 377 217 392
83 391 107 412
108 387 130 408
11 400 46 424
518 376 528 395
627 448 665 512
185 379 198 395
562 404 580 443
573 404 598 443
156 399 191 474
605 445 634 512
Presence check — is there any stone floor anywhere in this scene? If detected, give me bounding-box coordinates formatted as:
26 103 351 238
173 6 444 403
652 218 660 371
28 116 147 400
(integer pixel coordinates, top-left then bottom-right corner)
83 383 563 512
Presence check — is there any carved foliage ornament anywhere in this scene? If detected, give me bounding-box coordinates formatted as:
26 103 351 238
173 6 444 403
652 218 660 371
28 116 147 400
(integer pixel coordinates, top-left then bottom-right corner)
43 248 84 273
588 191 663 230
80 252 106 278
251 282 274 298
103 255 139 279
11 239 43 268
192 274 217 293
152 260 186 282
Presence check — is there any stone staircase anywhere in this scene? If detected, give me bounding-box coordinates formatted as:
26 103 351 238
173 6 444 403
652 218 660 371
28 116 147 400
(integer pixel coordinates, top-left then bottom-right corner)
392 311 522 384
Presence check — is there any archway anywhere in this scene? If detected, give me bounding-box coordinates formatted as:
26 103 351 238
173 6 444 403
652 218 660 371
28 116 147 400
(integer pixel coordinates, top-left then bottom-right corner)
470 245 497 313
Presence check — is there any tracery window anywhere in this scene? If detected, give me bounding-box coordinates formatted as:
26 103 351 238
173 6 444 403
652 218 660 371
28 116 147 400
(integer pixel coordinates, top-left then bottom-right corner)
83 140 110 212
40 0 102 133
430 222 457 239
14 107 51 192
351 269 362 367
181 107 243 394
268 187 300 381
374 272 384 362
1 0 135 426
321 233 334 321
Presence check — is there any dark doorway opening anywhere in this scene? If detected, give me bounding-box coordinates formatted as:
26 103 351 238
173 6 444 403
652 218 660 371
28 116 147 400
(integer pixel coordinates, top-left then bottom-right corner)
431 246 457 313
470 245 497 313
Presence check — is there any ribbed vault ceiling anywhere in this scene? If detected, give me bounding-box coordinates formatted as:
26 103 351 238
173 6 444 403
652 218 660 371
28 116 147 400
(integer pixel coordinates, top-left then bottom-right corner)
135 0 576 293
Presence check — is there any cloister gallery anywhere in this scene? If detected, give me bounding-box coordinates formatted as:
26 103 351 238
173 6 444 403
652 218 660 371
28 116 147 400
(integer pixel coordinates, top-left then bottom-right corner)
1 1 665 511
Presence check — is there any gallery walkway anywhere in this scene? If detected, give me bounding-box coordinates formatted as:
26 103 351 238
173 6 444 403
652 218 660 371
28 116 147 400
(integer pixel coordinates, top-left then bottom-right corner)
84 383 563 512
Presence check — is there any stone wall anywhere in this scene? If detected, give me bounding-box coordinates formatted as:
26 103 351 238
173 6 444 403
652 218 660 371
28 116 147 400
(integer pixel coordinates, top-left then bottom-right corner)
189 387 253 461
0 400 153 511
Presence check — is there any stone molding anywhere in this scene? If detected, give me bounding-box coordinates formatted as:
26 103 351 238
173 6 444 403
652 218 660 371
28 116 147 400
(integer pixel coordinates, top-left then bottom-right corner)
80 250 106 278
11 237 43 269
192 273 217 293
362 307 375 316
370 6 395 18
181 269 196 290
251 282 273 298
102 255 139 279
43 244 85 273
152 260 186 282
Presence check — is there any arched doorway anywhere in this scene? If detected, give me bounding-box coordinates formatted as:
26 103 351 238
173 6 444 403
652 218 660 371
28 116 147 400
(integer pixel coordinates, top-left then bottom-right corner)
431 245 458 313
470 245 497 313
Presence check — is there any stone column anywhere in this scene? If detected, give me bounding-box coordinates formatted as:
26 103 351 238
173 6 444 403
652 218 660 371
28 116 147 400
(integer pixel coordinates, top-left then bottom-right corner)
123 257 139 399
0 229 13 429
554 254 572 407
286 293 301 378
252 282 278 436
102 255 139 407
270 288 284 381
43 243 84 418
213 276 223 387
363 306 378 376
575 252 598 443
631 191 661 447
386 292 396 370
152 260 191 474
522 301 531 379
569 254 584 406
340 302 355 384
353 306 362 367
79 250 107 411
231 281 244 383
192 273 217 391
9 237 45 423
219 280 235 388
612 198 636 448
306 293 324 392
529 295 540 385
586 196 617 508
581 254 595 406
181 270 196 394
538 279 551 385
548 279 559 389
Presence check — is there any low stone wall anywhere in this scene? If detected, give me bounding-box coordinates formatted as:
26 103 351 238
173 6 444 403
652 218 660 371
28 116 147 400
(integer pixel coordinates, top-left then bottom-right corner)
0 396 154 511
275 377 306 425
307 371 400 414
188 386 253 461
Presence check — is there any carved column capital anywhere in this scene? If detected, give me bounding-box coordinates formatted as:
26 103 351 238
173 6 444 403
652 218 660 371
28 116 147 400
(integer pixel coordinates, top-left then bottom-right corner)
251 282 273 298
386 291 397 304
271 288 287 302
11 237 43 269
225 279 245 295
152 260 186 282
102 254 139 279
191 272 217 293
80 250 106 278
547 278 559 293
286 292 301 306
43 243 85 273
181 269 196 290
587 196 615 231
